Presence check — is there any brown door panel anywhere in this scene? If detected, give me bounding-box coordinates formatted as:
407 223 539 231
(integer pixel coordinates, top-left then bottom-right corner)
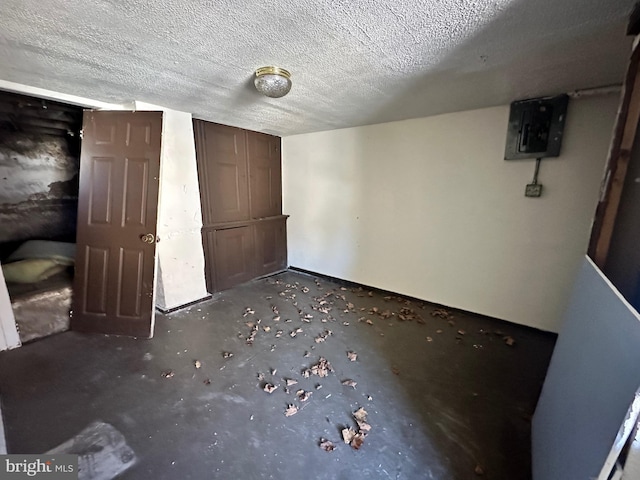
247 132 282 219
195 122 250 224
255 218 287 276
72 111 162 338
213 226 255 291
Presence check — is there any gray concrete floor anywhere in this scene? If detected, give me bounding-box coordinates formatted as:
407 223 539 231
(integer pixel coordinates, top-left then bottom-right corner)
0 271 556 479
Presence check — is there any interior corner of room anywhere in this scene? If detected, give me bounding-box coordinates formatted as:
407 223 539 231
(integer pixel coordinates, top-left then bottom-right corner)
0 1 640 479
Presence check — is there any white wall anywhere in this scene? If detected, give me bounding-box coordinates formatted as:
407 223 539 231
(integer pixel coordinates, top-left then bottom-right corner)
0 266 20 351
135 103 209 310
282 94 618 332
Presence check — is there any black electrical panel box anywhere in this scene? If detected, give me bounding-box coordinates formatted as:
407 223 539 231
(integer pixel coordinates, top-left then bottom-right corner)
504 94 569 160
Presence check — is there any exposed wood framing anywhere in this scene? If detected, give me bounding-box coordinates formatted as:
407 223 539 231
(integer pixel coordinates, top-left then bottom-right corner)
588 36 640 267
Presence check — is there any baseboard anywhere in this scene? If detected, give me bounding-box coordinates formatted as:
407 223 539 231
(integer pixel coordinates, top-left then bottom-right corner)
156 294 213 314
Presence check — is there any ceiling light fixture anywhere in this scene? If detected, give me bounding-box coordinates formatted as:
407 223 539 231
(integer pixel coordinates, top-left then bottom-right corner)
254 66 292 98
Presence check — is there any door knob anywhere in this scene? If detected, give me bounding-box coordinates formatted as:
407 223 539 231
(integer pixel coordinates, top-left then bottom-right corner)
141 233 155 244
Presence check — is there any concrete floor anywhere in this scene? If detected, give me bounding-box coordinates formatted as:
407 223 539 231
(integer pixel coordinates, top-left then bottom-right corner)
0 271 556 479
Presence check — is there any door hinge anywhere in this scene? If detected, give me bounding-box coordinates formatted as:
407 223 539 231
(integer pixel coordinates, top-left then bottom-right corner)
79 128 84 140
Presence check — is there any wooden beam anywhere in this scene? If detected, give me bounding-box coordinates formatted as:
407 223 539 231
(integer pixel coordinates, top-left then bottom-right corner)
589 36 640 267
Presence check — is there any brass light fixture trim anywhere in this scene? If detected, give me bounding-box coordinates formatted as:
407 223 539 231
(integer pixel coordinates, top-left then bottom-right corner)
254 66 292 98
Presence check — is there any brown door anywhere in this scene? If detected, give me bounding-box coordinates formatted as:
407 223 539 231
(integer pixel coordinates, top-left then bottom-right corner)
72 111 163 337
213 226 255 291
194 121 250 223
247 132 282 219
254 218 287 276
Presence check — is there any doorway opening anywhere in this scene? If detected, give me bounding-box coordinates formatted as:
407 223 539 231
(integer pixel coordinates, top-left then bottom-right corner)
0 90 83 342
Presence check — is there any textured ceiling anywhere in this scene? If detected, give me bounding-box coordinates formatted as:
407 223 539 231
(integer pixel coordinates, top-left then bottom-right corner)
0 0 636 136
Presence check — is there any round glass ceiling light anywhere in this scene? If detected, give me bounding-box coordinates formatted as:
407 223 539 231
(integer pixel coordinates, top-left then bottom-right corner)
254 66 292 98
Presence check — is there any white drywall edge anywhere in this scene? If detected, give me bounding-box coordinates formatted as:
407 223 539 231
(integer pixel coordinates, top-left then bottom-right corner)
0 402 6 454
532 256 640 480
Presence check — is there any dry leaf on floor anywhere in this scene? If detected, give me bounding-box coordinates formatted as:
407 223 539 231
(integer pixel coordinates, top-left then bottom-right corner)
290 328 303 338
353 407 368 422
257 372 265 381
391 367 400 376
314 330 333 343
426 336 433 342
356 420 371 433
303 351 310 358
431 308 452 319
222 351 234 359
347 351 358 362
504 336 515 346
203 378 211 385
342 427 357 444
161 370 174 378
243 307 255 317
275 330 283 338
263 326 271 332
475 465 485 475
302 369 311 378
273 316 280 322
311 357 334 377
436 329 443 334
319 439 335 451
284 404 298 417
264 383 278 393
365 319 374 325
350 433 366 449
297 390 312 402
271 368 277 375
301 286 310 293
194 360 202 369
342 379 357 389
457 329 466 335
272 306 279 315
286 378 298 386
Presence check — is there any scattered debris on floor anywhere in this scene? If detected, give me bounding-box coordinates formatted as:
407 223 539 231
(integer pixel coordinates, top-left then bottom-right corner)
296 390 312 402
263 383 278 393
431 308 454 319
164 273 522 459
314 329 332 343
284 404 298 417
309 357 334 377
319 438 335 451
475 464 485 475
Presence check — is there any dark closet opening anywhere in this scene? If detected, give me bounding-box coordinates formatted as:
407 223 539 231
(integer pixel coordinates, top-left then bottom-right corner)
0 90 83 342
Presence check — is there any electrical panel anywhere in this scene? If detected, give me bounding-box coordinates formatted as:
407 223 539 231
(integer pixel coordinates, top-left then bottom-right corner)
504 94 569 160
